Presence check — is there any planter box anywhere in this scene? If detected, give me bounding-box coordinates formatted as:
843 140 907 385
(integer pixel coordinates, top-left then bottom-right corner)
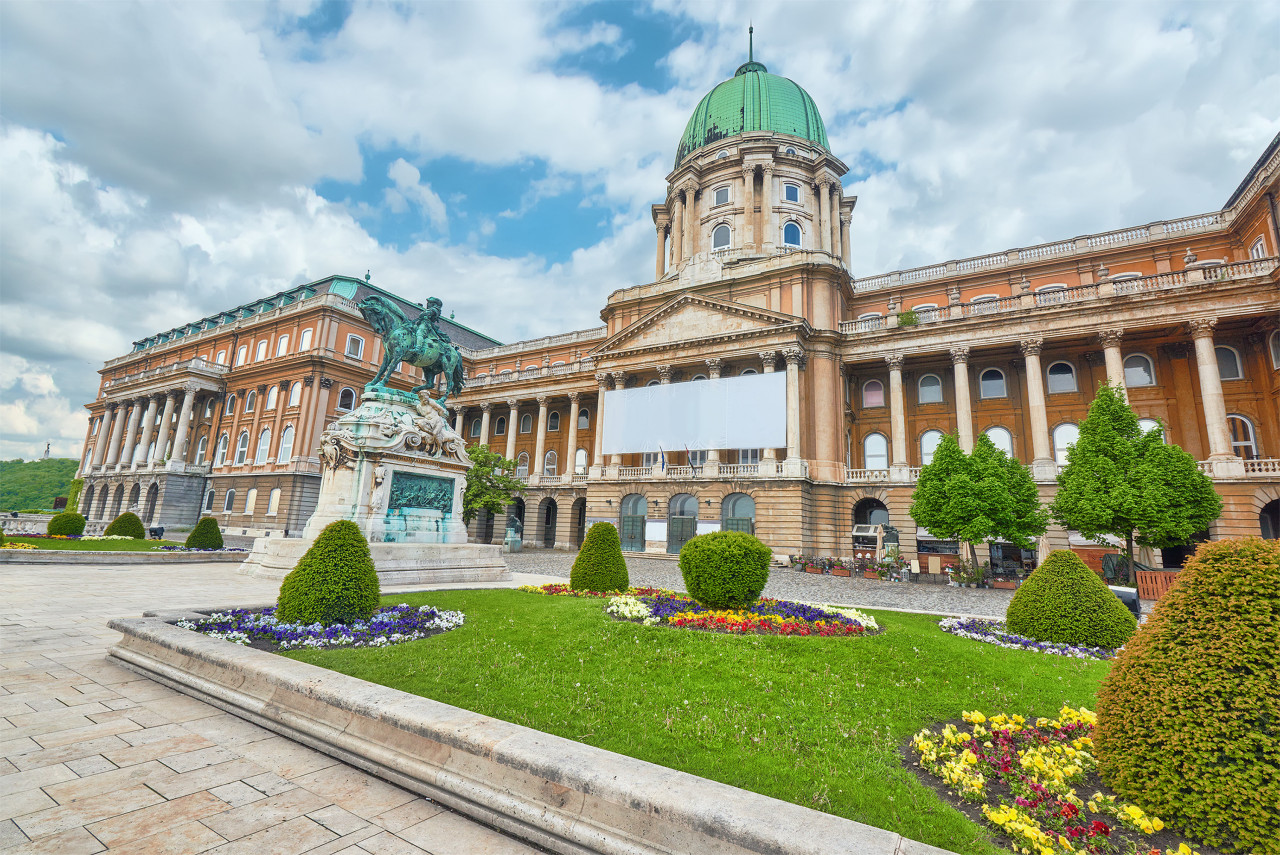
831 567 851 577
992 579 1019 590
805 566 823 574
862 570 880 579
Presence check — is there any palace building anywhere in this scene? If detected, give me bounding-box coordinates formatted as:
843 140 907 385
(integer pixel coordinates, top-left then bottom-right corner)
78 52 1280 570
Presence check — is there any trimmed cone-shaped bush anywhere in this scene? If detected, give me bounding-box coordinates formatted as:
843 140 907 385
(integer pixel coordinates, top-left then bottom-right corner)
1096 538 1280 855
569 522 629 592
47 511 86 537
679 531 772 609
1005 549 1136 649
276 520 380 625
185 516 224 550
104 511 145 539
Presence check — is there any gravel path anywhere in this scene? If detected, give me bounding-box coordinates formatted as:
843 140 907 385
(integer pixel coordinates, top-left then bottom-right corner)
504 549 1015 619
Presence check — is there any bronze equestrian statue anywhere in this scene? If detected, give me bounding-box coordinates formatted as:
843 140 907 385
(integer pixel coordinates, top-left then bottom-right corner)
357 295 466 401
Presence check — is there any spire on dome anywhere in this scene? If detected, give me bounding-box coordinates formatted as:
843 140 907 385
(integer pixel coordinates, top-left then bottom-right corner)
735 26 767 75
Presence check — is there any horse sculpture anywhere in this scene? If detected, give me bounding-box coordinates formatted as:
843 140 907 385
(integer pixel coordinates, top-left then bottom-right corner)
357 295 466 401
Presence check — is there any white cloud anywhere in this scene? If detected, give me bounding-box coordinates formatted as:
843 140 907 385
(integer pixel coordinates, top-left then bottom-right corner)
386 158 448 230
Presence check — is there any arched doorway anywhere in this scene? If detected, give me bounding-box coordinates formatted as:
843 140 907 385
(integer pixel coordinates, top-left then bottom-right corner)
506 498 526 541
143 483 159 525
539 498 558 548
620 494 646 552
96 488 109 520
853 498 890 526
1160 529 1210 569
1261 500 1280 540
81 484 95 516
106 485 122 520
722 493 755 534
667 493 697 554
571 498 587 546
127 483 141 513
478 508 495 543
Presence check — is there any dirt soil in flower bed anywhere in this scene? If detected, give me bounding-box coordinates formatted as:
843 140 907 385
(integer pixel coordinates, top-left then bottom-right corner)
898 722 1224 855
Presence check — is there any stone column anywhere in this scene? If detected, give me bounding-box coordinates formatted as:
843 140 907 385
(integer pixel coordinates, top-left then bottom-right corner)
817 179 833 254
951 347 974 452
657 365 672 384
103 403 126 467
504 399 518 462
761 167 775 248
683 184 698 260
782 349 803 466
591 375 608 474
608 372 626 469
168 386 198 467
120 399 143 469
453 408 465 436
151 391 178 465
532 395 549 485
1098 328 1126 392
1190 318 1240 474
77 420 95 476
654 222 667 280
742 166 756 249
840 213 851 267
886 354 908 477
479 402 492 447
135 396 160 467
565 391 580 481
829 184 842 256
705 358 722 472
760 351 778 462
669 194 684 267
1020 338 1056 479
300 377 328 467
92 404 116 467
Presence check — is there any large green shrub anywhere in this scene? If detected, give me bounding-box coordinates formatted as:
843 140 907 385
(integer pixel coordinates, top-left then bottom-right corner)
46 511 86 537
276 520 380 625
1095 538 1280 855
679 530 772 609
104 511 145 539
1005 549 1136 649
185 516 224 550
569 522 629 592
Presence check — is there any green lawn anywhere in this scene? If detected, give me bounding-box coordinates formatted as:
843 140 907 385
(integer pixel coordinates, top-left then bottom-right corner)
288 590 1111 855
5 536 189 551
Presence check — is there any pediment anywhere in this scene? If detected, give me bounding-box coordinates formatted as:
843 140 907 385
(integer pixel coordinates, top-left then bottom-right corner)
594 294 799 355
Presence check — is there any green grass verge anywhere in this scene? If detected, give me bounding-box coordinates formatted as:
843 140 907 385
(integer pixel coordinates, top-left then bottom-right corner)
5 537 188 551
287 590 1110 855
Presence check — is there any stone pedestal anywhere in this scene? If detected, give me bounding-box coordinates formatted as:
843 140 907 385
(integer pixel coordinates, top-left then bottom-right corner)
241 388 509 584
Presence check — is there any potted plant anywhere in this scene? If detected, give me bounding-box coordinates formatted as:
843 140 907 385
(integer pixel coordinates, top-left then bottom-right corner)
831 560 851 577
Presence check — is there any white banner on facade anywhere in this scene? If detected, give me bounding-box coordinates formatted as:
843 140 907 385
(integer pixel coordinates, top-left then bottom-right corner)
601 372 786 454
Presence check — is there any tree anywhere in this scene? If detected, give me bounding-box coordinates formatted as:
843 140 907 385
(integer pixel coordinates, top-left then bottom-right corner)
910 433 1048 566
461 444 526 525
0 458 79 510
1051 385 1221 581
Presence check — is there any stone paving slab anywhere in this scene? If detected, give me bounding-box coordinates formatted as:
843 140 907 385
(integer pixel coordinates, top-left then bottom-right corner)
1 560 557 854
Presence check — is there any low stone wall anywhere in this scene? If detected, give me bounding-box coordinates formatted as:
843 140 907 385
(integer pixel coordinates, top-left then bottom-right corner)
109 615 949 855
238 538 511 585
1 514 107 536
0 550 246 565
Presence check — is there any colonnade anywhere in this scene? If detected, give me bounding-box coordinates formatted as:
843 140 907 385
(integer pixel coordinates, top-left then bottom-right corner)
83 384 213 475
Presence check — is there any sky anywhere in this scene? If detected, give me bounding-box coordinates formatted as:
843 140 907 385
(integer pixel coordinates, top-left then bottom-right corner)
1 0 1278 461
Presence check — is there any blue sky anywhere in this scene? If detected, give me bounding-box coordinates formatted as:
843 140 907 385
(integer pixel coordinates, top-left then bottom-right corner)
1 0 1278 459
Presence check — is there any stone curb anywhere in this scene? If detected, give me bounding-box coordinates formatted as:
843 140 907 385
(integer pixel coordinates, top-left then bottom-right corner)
108 615 956 855
0 550 247 564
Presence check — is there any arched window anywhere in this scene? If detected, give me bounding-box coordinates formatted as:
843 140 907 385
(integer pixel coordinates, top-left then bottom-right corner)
235 345 247 366
255 429 271 465
1124 354 1155 387
275 336 289 357
223 489 236 512
722 493 755 533
716 149 730 160
1046 362 1077 393
784 183 800 202
1216 346 1243 380
494 416 506 436
214 433 229 466
516 452 529 477
204 490 215 512
225 393 236 414
862 379 884 408
712 224 731 249
277 425 295 462
245 391 256 413
691 374 707 381
1137 418 1163 440
548 411 560 431
920 430 943 465
338 388 356 410
520 413 533 433
195 436 208 464
577 408 589 429
543 450 557 476
298 328 313 351
1270 331 1280 369
1261 500 1280 540
244 487 258 514
1228 415 1258 459
740 369 756 376
713 186 730 206
863 433 888 469
234 431 250 465
853 498 889 526
783 222 801 247
265 386 278 410
985 426 1015 459
203 398 215 417
918 374 943 404
470 418 481 438
575 448 588 474
285 382 300 407
267 488 281 516
1053 423 1079 466
980 368 1006 398
215 349 227 365
255 340 268 362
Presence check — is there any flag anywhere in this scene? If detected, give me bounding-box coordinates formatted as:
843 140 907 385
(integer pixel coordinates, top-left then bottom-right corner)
659 447 666 472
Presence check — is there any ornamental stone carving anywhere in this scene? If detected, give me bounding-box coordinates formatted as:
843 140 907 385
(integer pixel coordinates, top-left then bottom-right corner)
949 346 970 364
319 378 333 389
594 372 610 387
1019 337 1044 356
782 347 804 366
758 350 777 370
318 391 467 473
480 402 492 413
1097 329 1125 347
884 353 905 371
656 364 672 382
705 357 723 373
304 375 314 386
1187 317 1218 338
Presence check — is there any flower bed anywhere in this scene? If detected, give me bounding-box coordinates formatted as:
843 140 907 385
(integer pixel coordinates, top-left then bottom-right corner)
177 603 465 652
516 584 675 598
939 618 1116 661
1 542 38 550
153 545 247 552
910 707 1208 855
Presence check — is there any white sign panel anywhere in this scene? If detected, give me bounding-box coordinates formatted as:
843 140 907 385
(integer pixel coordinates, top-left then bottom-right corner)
601 372 786 455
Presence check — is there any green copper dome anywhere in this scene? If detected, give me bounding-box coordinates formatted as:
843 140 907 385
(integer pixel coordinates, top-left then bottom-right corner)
675 59 829 167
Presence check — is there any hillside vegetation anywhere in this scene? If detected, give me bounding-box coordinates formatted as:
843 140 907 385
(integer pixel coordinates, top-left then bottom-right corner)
0 458 79 511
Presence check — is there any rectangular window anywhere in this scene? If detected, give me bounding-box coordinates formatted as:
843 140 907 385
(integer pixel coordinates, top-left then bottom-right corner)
714 186 729 206
736 448 761 464
784 184 799 203
345 335 364 359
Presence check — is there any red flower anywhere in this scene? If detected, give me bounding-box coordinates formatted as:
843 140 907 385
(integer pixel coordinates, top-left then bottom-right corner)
1089 821 1111 837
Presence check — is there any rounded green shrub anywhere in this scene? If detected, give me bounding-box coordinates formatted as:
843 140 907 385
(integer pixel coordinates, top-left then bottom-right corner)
104 511 145 539
185 516 224 550
569 522 629 592
276 520 380 625
679 530 771 609
46 511 86 537
1095 538 1280 855
1005 549 1136 649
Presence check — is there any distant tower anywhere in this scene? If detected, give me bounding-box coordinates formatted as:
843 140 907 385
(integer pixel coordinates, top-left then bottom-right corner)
42 442 50 460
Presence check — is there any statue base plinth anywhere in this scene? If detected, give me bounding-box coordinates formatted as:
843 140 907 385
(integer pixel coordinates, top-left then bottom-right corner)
238 539 509 585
